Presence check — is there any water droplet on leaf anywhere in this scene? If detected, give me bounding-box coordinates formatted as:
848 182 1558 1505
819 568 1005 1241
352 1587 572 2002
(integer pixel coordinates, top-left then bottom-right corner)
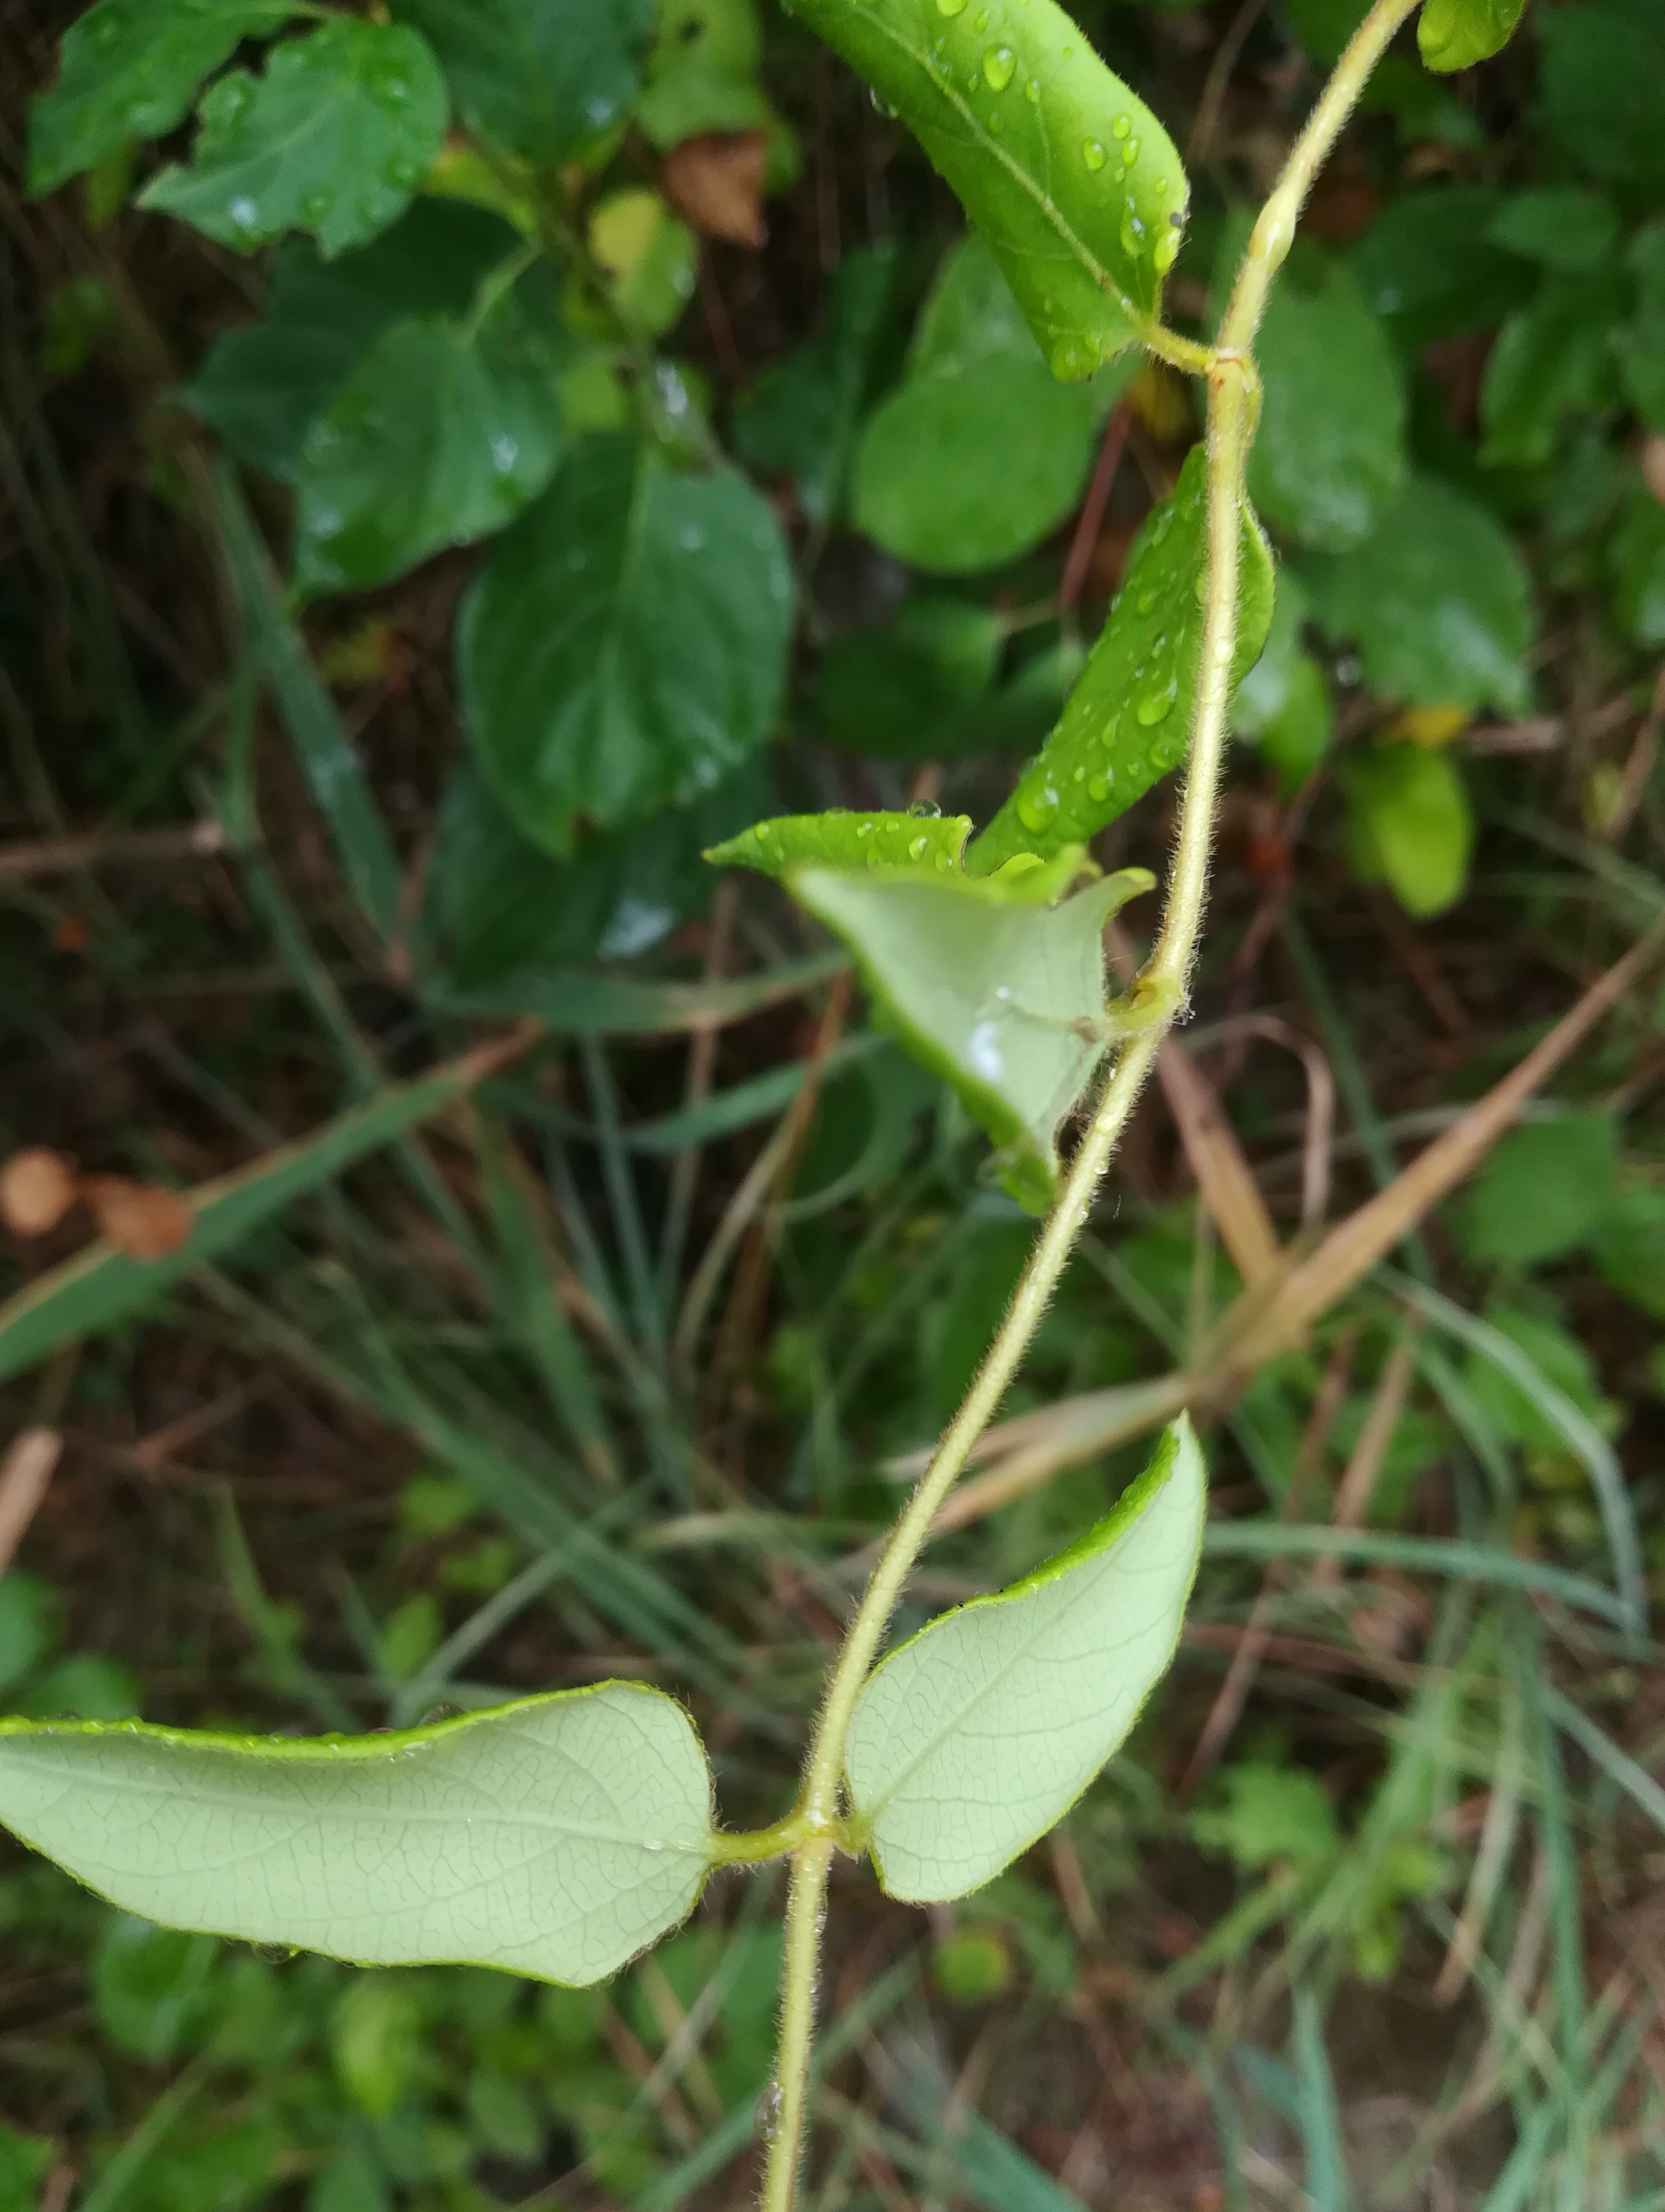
1082 139 1107 172
982 45 1015 88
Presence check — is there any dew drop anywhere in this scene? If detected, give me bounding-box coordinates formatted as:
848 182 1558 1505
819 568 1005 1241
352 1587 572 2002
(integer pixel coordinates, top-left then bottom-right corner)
935 0 968 16
1136 672 1177 725
92 10 124 49
1154 223 1181 275
1082 138 1107 172
935 852 955 871
869 87 898 117
1087 771 1111 801
1111 112 1131 140
302 189 332 222
1025 75 1041 101
909 834 929 858
1119 208 1148 255
973 5 989 24
856 819 872 836
1136 587 1157 615
982 43 1015 87
227 194 260 234
1015 777 1061 833
491 432 519 474
1120 135 1140 168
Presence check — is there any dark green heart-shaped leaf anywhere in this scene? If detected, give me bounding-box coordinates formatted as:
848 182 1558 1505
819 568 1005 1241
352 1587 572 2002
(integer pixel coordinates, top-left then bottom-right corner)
786 852 1155 1210
969 444 1275 874
459 435 795 857
187 201 520 481
1306 475 1532 712
1350 188 1530 354
1479 270 1626 470
293 289 566 595
1249 258 1406 552
785 0 1188 380
390 0 653 160
852 236 1119 575
28 0 302 196
140 19 448 260
1541 0 1665 193
1418 0 1528 71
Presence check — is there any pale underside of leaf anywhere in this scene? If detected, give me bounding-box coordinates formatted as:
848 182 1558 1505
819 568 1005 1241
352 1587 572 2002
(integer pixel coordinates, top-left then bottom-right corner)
846 1416 1205 1900
0 1685 714 1986
790 860 1153 1212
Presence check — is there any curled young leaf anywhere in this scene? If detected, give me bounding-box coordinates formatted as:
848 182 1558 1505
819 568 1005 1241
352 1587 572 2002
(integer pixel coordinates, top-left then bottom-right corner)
0 1687 715 1986
791 854 1154 1210
969 446 1275 875
1418 0 1529 74
846 1415 1205 1900
782 0 1188 380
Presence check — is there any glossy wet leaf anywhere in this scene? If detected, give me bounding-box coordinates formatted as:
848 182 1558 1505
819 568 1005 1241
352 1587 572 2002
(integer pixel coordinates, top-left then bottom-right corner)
1342 742 1473 918
846 1417 1205 1901
734 240 901 525
459 434 794 858
391 0 653 160
707 809 972 879
1418 0 1528 71
0 1687 713 1985
429 760 766 986
0 1047 502 1385
187 201 520 481
139 19 447 260
587 190 697 341
28 0 302 196
787 857 1154 1210
1306 476 1532 713
293 293 566 596
852 236 1116 575
1350 188 1530 354
970 444 1275 875
786 0 1188 380
1249 259 1405 552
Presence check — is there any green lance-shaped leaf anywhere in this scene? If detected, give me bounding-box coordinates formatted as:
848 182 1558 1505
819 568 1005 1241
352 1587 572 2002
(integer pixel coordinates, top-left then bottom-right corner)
706 808 973 878
791 850 1153 1210
1418 0 1529 73
969 446 1275 876
28 0 304 196
139 19 448 261
0 1687 713 1985
782 0 1188 380
846 1415 1205 1901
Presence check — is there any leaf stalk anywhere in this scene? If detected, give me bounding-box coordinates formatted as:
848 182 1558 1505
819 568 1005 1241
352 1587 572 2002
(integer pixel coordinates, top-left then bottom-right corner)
758 2 1426 2200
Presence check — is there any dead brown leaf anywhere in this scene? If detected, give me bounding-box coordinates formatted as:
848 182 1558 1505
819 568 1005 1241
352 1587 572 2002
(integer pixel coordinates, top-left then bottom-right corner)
0 1147 78 1237
80 1175 194 1261
664 131 768 249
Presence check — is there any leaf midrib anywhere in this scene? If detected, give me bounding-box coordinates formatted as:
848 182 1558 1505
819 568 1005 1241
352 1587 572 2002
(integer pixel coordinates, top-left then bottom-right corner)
844 0 1142 333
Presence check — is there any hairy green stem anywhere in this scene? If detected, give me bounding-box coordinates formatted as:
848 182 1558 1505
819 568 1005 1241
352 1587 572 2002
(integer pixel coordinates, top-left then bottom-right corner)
756 3 1420 2200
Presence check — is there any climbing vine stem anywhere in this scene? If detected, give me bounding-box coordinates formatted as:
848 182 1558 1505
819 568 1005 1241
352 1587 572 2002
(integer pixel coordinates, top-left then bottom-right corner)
758 2 1423 2203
